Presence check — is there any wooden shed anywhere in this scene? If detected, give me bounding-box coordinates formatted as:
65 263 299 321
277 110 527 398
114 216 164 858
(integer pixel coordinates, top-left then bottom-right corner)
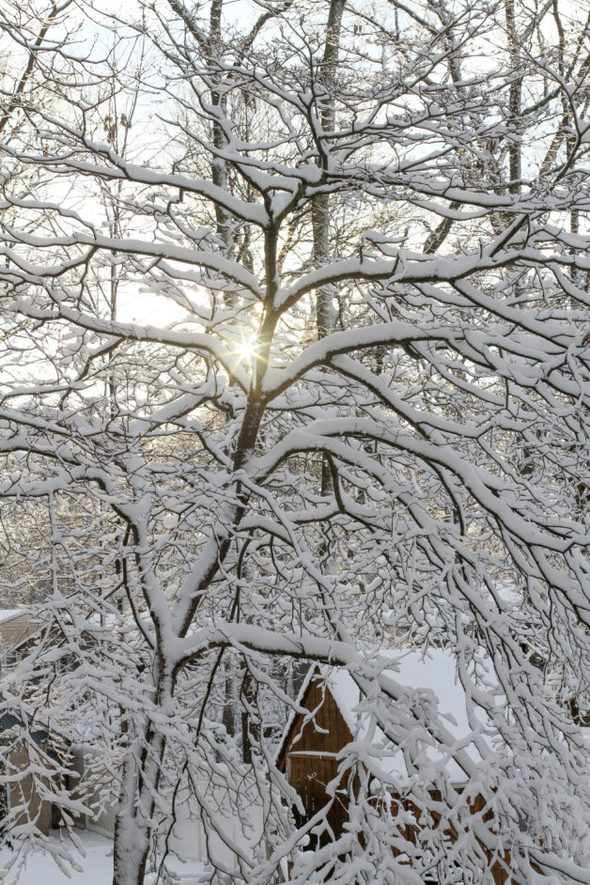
277 651 513 884
276 665 356 844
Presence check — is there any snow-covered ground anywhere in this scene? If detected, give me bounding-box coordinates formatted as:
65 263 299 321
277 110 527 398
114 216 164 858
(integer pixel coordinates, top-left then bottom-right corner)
0 831 112 884
0 831 214 884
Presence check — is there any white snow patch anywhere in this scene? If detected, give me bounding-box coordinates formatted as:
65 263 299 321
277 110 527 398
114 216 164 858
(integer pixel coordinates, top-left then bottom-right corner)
0 831 112 885
0 831 211 885
0 610 25 625
321 648 492 781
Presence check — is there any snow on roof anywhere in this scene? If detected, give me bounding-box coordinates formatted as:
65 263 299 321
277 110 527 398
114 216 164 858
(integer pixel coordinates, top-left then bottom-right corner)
0 609 26 624
326 648 471 736
292 648 493 784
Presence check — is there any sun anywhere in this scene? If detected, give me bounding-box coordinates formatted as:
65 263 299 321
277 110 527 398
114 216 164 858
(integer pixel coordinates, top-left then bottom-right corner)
233 332 258 365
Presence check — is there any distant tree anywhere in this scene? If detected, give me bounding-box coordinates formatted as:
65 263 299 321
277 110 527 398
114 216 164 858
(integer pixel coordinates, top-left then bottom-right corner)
1 1 590 884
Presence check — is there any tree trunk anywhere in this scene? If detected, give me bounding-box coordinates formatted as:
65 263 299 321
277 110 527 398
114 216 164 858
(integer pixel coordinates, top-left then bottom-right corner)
112 670 172 885
312 0 346 495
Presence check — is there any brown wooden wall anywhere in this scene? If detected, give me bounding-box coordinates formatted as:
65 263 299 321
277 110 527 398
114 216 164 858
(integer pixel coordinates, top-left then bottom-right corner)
286 753 349 843
283 677 353 757
278 673 355 845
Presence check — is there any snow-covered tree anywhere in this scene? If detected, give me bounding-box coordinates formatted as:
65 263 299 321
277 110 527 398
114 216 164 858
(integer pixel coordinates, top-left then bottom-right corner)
1 0 590 883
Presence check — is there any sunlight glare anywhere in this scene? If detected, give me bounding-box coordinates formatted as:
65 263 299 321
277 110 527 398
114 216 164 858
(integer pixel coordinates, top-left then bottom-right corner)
234 333 258 364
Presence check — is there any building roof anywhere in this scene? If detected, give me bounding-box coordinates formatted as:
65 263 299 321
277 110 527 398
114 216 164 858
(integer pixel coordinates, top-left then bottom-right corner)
0 609 26 624
279 648 495 784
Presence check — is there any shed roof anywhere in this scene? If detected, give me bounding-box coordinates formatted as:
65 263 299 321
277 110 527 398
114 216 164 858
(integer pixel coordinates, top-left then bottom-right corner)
279 648 494 784
0 609 26 624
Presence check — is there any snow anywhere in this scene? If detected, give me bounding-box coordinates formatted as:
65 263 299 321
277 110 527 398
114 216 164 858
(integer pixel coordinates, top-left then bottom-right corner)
0 831 112 885
3 1 590 882
0 611 23 625
0 831 211 885
278 647 495 788
321 648 491 781
328 649 469 735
